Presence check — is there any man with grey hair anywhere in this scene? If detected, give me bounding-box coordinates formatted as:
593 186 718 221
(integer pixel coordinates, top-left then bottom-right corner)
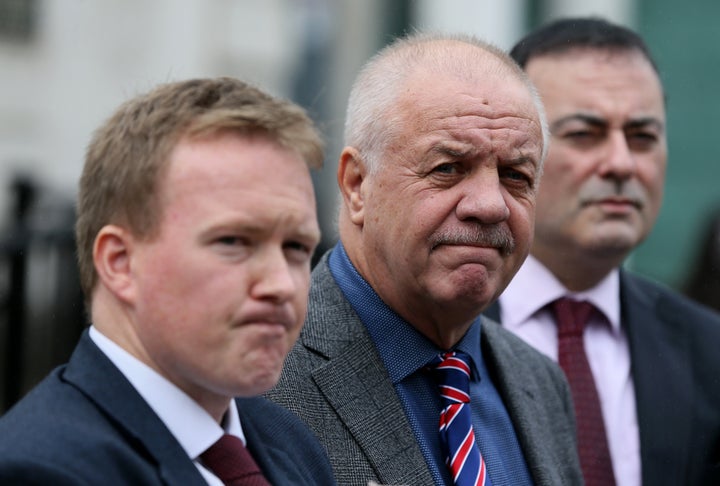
266 33 582 486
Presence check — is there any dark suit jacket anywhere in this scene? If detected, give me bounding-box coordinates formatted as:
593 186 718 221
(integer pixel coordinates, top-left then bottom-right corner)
0 330 335 485
265 252 583 486
485 269 720 485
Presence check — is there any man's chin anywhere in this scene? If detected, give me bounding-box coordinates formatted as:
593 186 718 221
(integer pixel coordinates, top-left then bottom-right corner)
432 244 503 267
433 279 496 311
233 370 283 398
585 231 640 257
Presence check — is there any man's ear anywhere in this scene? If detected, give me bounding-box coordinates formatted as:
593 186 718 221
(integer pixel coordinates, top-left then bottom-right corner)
92 225 136 304
337 146 368 225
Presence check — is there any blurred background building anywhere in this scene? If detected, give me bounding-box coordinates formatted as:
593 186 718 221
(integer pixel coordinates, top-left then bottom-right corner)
1 0 717 412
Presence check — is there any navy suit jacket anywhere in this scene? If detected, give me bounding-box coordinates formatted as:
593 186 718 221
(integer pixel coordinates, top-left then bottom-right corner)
485 269 720 485
0 330 335 485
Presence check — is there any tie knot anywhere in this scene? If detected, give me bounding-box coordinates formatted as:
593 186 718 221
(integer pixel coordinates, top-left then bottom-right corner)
552 297 596 337
200 434 270 486
433 351 473 404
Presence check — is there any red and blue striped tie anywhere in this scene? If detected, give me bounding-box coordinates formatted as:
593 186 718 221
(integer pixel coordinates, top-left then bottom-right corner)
434 351 492 486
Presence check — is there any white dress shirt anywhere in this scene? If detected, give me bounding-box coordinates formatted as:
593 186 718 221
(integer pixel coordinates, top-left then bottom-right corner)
90 326 245 486
498 255 641 486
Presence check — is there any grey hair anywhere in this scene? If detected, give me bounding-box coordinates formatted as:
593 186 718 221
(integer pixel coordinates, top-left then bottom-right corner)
343 32 549 174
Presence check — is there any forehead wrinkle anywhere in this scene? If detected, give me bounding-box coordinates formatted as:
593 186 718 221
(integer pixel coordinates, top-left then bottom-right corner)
431 141 476 159
462 115 541 144
399 73 535 117
428 112 539 139
425 128 540 169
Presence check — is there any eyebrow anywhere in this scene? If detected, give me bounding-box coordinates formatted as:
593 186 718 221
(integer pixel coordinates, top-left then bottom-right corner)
624 117 665 132
551 113 665 132
505 155 536 166
431 143 475 159
208 218 321 243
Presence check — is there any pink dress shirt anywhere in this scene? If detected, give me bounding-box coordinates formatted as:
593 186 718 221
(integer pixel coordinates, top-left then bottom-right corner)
498 255 640 486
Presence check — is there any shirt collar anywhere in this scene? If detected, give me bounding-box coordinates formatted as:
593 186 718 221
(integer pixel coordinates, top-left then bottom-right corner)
89 326 245 460
499 254 621 332
328 242 483 381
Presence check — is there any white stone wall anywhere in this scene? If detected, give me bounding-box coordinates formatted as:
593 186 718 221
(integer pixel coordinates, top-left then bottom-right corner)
544 0 635 25
0 0 634 223
0 0 305 217
413 0 527 49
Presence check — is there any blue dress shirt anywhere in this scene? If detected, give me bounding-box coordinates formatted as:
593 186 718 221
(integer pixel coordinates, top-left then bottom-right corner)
328 243 534 486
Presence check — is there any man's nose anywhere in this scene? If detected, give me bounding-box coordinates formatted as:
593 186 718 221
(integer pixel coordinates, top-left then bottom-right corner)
598 130 637 180
250 247 297 303
455 170 510 224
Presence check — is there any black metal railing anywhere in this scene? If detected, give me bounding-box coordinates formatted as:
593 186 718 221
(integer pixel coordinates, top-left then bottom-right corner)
0 175 85 413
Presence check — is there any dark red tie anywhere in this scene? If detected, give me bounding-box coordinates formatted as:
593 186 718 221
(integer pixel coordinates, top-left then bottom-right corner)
552 298 616 486
200 434 271 486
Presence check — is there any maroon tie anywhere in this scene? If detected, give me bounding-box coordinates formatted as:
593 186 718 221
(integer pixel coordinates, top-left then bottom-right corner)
552 298 616 486
200 434 271 486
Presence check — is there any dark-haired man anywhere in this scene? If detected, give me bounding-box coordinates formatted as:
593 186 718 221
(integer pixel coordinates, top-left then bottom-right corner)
486 17 720 486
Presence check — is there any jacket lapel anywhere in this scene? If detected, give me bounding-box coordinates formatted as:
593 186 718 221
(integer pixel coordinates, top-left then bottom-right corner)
481 317 578 486
64 331 208 486
486 272 696 484
304 259 434 485
236 397 301 486
621 272 693 486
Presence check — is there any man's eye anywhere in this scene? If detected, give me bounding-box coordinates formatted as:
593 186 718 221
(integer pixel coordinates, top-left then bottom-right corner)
432 163 458 174
503 170 528 181
211 235 252 258
559 130 604 148
284 241 314 262
285 241 310 253
627 132 659 150
564 130 596 140
500 168 532 188
216 236 243 246
633 133 657 140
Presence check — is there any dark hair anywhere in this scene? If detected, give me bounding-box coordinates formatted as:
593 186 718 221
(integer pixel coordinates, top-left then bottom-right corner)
510 16 659 74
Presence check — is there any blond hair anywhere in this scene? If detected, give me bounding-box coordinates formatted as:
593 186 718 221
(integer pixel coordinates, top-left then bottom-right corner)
76 77 324 299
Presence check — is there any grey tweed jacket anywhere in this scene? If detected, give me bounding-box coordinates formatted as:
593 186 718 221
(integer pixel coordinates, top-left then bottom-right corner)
266 251 582 486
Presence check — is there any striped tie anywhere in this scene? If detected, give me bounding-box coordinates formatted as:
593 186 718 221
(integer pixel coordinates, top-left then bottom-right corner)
434 351 492 486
